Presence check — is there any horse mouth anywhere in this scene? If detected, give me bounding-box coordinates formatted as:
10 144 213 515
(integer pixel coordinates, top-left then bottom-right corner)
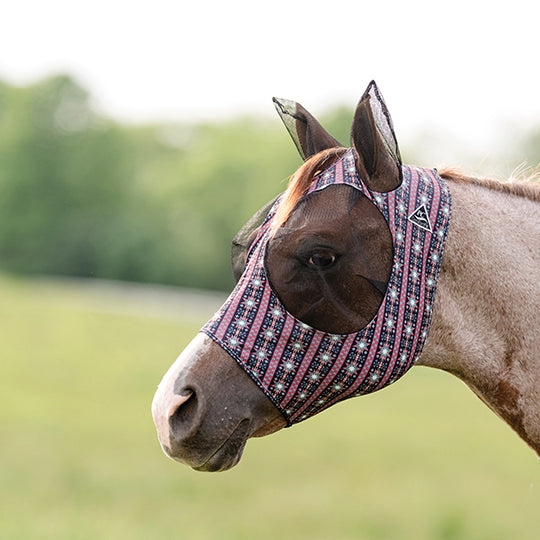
192 418 252 472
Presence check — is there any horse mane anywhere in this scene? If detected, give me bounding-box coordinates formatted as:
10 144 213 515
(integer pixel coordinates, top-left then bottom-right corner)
271 147 347 234
439 167 540 203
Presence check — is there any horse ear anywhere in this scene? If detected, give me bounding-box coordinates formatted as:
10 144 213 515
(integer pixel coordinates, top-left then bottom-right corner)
273 97 342 161
351 81 402 192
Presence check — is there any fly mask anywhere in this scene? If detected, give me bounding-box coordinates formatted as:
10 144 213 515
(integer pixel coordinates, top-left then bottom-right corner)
202 148 451 424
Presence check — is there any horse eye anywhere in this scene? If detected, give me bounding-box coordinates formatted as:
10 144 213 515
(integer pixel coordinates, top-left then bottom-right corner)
308 252 336 268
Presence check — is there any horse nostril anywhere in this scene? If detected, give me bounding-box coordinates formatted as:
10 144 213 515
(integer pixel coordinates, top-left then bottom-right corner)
168 390 200 440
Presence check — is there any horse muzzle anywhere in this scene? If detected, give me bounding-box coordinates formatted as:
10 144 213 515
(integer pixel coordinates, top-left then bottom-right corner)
151 333 286 471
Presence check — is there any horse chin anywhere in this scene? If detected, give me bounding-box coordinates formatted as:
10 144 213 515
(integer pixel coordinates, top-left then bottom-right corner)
188 419 252 472
180 416 286 472
192 443 246 472
192 452 243 472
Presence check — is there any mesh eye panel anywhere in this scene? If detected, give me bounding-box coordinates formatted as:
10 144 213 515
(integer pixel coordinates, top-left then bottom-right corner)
265 184 393 334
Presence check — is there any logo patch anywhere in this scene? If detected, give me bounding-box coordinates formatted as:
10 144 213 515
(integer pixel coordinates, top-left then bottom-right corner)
408 204 432 231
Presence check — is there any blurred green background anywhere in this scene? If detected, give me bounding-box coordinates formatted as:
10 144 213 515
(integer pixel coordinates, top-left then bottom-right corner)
1 73 540 540
2 274 540 539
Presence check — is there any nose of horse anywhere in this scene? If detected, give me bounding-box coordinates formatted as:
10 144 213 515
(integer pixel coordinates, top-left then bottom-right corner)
152 379 209 461
152 389 191 448
152 335 213 460
153 333 288 469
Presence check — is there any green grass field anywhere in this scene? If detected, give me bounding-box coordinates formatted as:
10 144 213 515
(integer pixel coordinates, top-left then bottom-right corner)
1 274 539 539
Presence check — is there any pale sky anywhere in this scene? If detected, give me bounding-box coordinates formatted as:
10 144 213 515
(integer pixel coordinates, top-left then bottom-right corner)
1 0 539 171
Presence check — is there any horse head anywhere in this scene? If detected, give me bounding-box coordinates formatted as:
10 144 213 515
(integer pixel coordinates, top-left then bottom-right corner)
151 82 448 471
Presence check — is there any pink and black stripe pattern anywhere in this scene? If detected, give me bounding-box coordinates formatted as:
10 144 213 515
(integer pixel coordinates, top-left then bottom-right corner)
202 149 451 424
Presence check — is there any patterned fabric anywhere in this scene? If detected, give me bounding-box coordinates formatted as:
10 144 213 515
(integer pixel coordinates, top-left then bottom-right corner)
202 149 452 424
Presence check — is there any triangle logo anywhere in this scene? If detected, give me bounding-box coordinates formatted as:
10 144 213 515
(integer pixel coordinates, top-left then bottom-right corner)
408 204 432 232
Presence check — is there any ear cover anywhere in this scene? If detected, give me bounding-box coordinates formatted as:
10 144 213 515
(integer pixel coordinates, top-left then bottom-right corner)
351 81 403 193
273 97 342 161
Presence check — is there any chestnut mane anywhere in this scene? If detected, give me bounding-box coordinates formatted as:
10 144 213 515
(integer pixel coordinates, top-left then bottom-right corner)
271 147 347 234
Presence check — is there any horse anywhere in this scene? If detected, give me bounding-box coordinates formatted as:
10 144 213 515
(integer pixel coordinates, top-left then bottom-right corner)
152 81 540 472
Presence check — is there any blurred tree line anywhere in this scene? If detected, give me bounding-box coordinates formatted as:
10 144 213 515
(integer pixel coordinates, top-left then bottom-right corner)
0 75 538 291
0 75 311 290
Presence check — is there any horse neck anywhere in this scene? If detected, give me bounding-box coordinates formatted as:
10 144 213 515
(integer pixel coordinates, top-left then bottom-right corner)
417 179 540 454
